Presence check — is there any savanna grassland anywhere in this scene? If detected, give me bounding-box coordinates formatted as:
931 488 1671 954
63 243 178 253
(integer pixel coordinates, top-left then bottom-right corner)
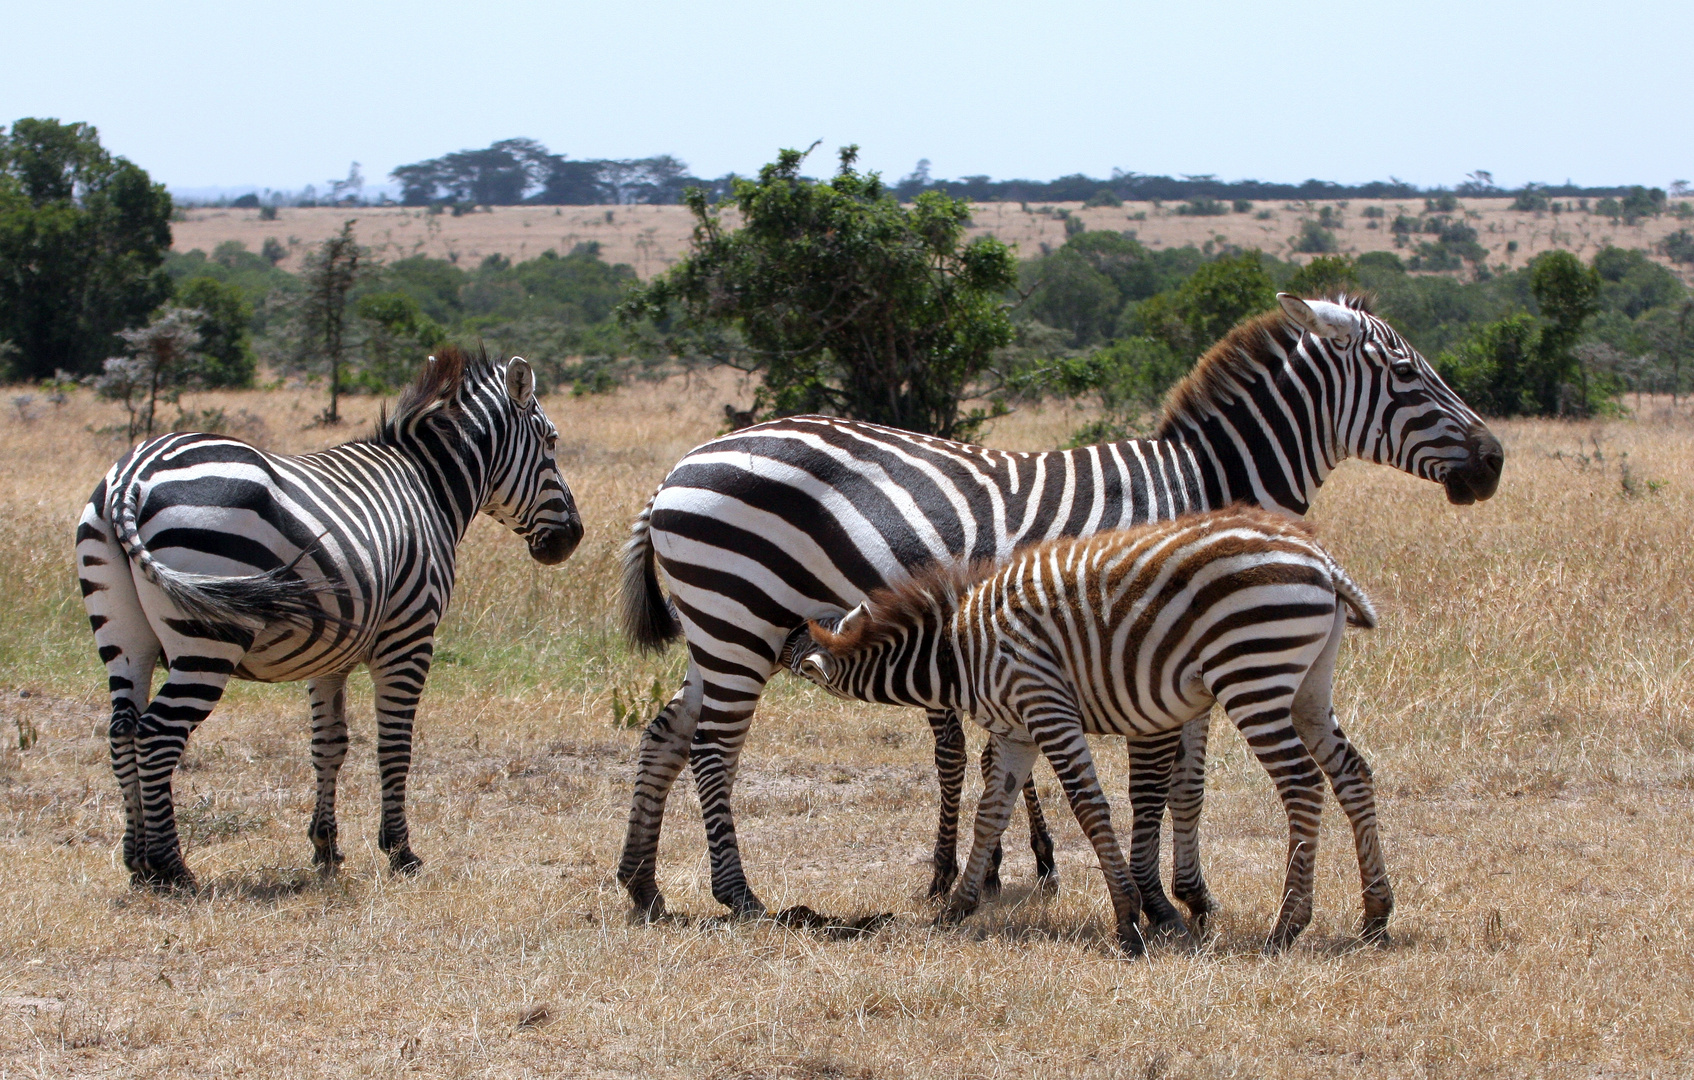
173 199 1694 281
2 377 1693 1078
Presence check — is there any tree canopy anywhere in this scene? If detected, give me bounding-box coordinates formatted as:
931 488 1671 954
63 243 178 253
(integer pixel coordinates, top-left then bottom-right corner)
0 118 173 379
621 146 1019 439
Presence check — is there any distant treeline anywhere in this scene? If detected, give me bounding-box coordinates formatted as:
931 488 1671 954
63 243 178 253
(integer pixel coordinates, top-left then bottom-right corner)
374 140 1664 209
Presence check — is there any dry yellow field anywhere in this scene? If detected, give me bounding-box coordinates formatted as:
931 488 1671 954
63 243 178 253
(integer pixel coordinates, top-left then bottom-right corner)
173 198 1694 281
2 377 1693 1078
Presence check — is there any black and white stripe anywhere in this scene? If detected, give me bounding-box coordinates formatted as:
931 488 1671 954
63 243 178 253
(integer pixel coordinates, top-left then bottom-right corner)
617 293 1502 920
793 509 1389 955
77 347 582 889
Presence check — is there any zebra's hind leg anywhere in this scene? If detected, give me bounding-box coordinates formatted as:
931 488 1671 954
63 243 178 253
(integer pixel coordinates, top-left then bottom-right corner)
942 734 1039 927
1223 701 1326 953
134 650 246 891
1167 715 1220 936
924 709 966 899
618 664 704 919
1124 728 1189 944
371 644 435 876
688 666 776 918
1027 711 1145 959
80 507 162 886
306 673 351 872
976 737 1059 899
1291 610 1393 944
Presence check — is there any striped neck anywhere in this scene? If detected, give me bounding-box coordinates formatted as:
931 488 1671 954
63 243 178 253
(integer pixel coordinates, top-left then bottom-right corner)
375 382 509 542
1154 320 1340 517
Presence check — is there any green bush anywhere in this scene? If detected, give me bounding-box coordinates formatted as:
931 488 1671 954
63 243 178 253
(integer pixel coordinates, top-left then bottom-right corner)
1510 188 1549 212
174 276 256 387
1084 189 1122 208
1293 219 1338 254
1232 199 1253 213
1175 198 1229 217
1662 229 1694 265
1124 250 1275 360
1285 256 1360 298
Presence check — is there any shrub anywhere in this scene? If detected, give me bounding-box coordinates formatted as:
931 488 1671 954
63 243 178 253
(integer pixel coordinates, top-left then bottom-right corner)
1175 197 1229 217
1285 256 1360 298
1293 219 1338 254
1084 189 1123 208
1510 188 1549 212
1232 199 1253 213
1662 229 1694 265
1426 194 1459 213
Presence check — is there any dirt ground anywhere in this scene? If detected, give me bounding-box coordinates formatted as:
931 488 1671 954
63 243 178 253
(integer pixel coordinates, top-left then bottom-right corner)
1 377 1692 1077
172 198 1694 280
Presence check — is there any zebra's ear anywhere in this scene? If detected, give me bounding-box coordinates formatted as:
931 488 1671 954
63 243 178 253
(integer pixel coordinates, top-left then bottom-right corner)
835 603 870 638
1278 294 1360 342
505 357 536 407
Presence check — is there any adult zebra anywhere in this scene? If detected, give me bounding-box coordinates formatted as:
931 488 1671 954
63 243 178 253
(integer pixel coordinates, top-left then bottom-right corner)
77 347 582 890
792 508 1387 956
618 293 1502 923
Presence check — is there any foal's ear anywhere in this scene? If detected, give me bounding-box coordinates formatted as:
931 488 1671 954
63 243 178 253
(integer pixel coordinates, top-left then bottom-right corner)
505 357 536 407
1277 294 1361 342
835 603 870 638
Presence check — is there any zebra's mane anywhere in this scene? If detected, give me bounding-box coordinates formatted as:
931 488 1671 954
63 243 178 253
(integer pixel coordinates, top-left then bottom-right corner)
809 556 997 657
368 345 499 445
1154 291 1374 440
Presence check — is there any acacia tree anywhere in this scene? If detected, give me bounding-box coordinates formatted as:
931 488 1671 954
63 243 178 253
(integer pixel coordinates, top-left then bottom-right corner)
620 146 1018 439
295 221 364 423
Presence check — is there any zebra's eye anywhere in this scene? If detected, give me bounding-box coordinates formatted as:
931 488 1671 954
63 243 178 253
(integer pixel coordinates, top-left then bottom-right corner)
544 433 558 453
1391 361 1416 380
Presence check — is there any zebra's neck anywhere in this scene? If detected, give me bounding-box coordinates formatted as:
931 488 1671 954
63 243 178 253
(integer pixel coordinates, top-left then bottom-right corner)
383 397 506 542
1152 328 1343 517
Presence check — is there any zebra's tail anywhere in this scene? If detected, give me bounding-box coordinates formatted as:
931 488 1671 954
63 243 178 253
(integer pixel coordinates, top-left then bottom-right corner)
1326 558 1378 630
109 480 343 631
620 493 681 652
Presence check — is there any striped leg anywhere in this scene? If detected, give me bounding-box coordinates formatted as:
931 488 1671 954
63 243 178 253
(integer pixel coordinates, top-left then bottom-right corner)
1123 727 1189 939
306 673 351 871
1222 700 1328 952
135 651 245 889
1167 715 1220 932
1290 611 1393 942
976 735 1059 898
688 666 775 917
924 709 967 898
79 509 160 884
618 663 705 918
941 734 1039 927
370 643 434 874
1026 713 1146 958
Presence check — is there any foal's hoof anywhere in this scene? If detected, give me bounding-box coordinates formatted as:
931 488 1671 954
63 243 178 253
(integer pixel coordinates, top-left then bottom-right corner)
388 849 423 875
1034 869 1060 897
926 866 958 901
312 847 345 874
981 872 1002 900
1360 915 1393 947
136 863 199 895
1146 919 1196 952
1117 923 1147 959
626 890 668 923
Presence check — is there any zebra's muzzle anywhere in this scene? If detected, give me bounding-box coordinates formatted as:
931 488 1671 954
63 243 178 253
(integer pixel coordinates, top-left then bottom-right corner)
527 516 583 565
1442 429 1504 505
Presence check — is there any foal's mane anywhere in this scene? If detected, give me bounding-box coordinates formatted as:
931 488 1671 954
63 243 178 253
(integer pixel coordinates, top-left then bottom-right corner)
1153 292 1374 440
809 556 997 657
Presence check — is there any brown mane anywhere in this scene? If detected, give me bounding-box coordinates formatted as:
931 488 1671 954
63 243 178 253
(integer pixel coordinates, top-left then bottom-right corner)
808 556 998 657
370 344 496 444
1154 292 1374 440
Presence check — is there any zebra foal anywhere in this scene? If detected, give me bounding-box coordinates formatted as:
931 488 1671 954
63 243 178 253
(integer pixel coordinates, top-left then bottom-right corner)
77 347 582 890
793 508 1389 956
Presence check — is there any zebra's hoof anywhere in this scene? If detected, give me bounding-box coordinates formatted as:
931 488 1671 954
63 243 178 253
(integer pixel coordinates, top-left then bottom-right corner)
388 849 423 875
1117 922 1147 959
926 866 958 901
1146 919 1193 950
981 873 1002 900
1360 915 1393 946
1034 870 1060 897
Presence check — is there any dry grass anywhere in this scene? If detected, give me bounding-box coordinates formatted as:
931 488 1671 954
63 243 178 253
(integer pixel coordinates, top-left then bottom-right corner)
174 199 1694 281
2 379 1694 1077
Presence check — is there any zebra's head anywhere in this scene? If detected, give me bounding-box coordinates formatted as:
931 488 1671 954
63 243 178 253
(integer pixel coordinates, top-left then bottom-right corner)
792 604 873 700
478 357 584 565
1276 294 1504 505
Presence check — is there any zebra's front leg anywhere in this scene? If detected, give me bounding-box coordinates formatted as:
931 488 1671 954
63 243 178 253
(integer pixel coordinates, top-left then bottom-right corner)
924 709 967 899
370 644 433 875
976 738 1059 898
942 734 1039 927
305 673 351 872
1167 715 1220 934
1123 728 1189 942
1029 713 1145 958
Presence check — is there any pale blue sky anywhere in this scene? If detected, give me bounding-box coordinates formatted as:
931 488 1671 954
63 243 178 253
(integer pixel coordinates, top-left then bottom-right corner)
5 0 1690 194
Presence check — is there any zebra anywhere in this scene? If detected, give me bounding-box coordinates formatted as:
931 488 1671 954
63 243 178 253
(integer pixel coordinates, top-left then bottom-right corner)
617 292 1502 923
76 347 583 890
793 508 1387 956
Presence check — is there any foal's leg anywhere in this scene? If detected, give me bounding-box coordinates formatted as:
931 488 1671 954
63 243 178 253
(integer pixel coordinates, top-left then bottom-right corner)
306 672 351 871
1168 715 1220 932
1291 611 1394 942
1123 727 1188 939
941 733 1039 926
924 708 967 898
977 736 1059 898
1027 709 1146 958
